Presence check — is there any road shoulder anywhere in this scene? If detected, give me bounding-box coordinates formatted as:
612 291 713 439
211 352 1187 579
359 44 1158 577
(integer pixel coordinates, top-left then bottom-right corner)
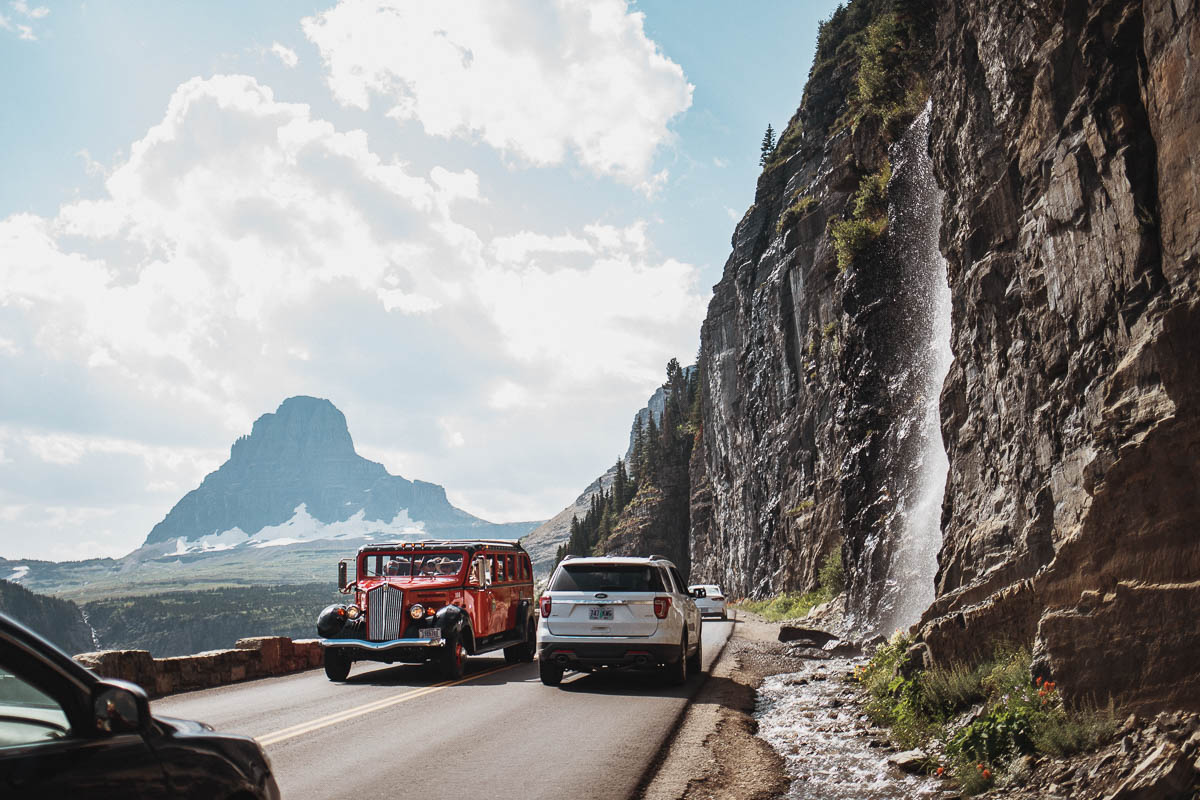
637 612 799 800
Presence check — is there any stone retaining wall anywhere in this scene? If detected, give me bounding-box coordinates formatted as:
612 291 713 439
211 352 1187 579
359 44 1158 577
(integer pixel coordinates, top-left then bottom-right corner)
73 636 323 697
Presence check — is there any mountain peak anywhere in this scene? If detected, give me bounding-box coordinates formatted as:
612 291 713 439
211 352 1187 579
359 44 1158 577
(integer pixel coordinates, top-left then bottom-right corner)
229 395 355 464
141 396 541 551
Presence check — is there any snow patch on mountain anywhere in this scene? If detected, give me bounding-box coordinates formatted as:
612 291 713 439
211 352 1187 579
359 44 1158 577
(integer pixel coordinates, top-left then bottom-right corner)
168 504 428 554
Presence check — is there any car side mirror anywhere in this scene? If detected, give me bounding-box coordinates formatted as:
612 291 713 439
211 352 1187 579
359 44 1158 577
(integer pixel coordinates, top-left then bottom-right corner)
92 679 151 735
338 561 348 591
690 587 706 598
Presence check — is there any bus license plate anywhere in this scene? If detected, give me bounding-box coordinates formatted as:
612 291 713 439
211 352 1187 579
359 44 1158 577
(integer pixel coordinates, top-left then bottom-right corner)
588 607 614 621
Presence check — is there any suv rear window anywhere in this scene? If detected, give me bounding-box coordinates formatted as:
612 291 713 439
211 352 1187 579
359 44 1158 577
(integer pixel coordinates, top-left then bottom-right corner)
550 564 667 592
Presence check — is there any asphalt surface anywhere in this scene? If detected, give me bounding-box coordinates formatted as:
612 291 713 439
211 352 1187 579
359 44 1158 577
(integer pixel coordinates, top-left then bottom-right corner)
154 619 734 800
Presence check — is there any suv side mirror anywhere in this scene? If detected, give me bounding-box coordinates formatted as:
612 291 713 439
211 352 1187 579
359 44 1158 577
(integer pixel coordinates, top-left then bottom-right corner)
337 561 348 591
690 587 707 598
92 679 151 735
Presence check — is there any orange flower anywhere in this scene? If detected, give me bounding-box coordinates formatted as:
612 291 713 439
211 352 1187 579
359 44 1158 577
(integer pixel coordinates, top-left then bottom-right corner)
977 763 984 771
936 766 944 777
1047 681 1056 690
982 769 991 779
1036 676 1043 686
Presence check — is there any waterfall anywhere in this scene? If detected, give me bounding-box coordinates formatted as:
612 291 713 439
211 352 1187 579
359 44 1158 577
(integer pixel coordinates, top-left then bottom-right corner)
875 102 952 634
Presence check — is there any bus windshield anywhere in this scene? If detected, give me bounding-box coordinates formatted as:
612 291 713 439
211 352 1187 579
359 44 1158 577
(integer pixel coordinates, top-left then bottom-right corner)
361 552 465 580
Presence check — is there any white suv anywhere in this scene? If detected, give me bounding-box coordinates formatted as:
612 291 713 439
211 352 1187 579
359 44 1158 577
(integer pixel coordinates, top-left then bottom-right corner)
536 555 702 686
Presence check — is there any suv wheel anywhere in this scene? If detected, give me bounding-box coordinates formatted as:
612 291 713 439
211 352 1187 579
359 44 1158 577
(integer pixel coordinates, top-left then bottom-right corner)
666 635 688 686
539 657 564 686
687 634 703 675
324 649 351 682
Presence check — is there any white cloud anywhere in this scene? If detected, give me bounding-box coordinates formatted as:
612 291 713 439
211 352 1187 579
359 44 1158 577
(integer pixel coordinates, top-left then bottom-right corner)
11 1 49 18
0 72 708 559
713 157 728 168
301 0 693 185
491 231 592 264
438 417 466 448
3 1 45 39
0 13 34 40
270 42 299 68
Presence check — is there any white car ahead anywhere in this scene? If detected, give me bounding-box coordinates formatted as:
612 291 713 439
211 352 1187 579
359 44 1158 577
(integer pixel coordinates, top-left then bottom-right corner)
688 584 728 619
536 555 703 686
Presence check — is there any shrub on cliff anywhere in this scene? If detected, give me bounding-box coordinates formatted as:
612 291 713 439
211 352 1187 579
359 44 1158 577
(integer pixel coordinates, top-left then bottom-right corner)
831 161 891 271
857 642 1119 794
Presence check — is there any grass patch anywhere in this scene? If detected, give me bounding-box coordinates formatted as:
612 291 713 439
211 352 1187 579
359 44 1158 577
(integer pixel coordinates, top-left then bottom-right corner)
735 550 844 622
785 499 816 516
776 194 818 235
831 217 887 272
855 642 1120 794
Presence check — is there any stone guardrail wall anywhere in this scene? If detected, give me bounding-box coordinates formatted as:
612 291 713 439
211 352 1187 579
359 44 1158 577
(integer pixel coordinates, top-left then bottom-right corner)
73 636 324 698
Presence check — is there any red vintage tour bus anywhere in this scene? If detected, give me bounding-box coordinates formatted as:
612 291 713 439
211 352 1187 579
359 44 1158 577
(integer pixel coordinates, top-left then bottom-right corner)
316 539 536 682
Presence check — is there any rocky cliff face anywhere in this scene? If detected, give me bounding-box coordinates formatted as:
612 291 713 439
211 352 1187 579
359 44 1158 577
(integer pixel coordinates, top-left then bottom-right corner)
144 396 537 551
919 0 1200 713
691 0 1198 713
689 2 940 625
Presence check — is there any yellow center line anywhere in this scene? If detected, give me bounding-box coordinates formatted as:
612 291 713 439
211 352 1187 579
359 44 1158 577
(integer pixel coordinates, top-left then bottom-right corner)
257 663 517 747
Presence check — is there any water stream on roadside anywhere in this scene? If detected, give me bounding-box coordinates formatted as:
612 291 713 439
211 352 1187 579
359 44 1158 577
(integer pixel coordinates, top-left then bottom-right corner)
756 658 944 799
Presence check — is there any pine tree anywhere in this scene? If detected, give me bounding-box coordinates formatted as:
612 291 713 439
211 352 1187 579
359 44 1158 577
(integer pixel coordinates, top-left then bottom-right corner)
760 124 777 166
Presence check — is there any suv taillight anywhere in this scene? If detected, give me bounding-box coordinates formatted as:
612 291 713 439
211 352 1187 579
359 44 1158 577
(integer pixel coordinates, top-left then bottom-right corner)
653 597 671 619
540 595 552 617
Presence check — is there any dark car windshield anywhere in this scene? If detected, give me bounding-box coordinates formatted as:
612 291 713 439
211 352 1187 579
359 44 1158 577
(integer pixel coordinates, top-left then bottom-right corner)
550 564 666 592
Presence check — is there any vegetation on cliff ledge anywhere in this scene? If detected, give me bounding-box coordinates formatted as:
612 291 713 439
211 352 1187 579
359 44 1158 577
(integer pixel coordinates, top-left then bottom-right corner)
830 160 892 271
735 550 845 620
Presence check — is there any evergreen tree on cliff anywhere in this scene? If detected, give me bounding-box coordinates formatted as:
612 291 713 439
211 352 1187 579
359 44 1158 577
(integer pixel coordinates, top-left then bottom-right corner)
759 123 776 166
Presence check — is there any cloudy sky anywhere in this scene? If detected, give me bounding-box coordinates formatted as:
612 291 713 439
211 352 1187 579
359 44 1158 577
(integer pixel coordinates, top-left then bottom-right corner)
0 0 839 561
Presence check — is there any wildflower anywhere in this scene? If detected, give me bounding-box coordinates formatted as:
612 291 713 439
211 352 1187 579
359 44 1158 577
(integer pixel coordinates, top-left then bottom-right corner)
1036 676 1043 686
982 769 991 780
935 766 944 777
977 763 984 771
1047 681 1056 690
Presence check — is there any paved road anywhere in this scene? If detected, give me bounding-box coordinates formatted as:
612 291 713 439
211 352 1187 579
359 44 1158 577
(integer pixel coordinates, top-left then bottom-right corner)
154 619 735 800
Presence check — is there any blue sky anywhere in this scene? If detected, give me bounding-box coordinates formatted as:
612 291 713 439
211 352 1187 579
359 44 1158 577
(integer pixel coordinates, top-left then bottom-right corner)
0 0 841 560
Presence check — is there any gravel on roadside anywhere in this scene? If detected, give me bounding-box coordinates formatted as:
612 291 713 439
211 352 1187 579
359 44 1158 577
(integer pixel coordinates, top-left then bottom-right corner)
637 612 808 800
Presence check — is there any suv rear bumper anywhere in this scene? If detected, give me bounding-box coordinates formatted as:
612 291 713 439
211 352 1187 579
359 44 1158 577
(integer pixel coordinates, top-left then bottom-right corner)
539 641 680 669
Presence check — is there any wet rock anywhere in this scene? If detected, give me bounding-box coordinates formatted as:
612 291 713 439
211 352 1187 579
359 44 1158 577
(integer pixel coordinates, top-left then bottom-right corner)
779 626 839 646
896 641 930 679
887 749 928 774
822 640 863 657
788 646 833 660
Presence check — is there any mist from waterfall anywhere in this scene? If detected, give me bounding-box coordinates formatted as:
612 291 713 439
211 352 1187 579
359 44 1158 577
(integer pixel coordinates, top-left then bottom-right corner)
877 102 953 634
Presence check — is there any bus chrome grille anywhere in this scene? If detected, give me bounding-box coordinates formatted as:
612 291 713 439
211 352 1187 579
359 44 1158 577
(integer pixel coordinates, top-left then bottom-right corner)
367 584 404 641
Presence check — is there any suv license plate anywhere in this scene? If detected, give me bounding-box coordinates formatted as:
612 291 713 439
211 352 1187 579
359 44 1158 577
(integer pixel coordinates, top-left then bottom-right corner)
588 607 614 621
419 628 441 639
